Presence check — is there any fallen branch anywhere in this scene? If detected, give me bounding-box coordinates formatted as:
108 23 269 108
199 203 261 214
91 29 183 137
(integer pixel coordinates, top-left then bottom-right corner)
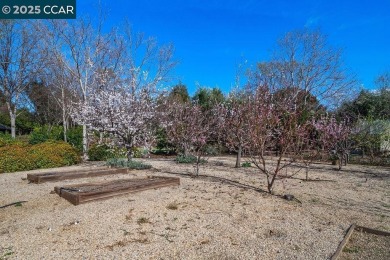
0 201 28 209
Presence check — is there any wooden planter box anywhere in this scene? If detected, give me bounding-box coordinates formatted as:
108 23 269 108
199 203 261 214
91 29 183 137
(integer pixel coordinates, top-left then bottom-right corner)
27 167 128 184
331 224 390 260
54 176 180 205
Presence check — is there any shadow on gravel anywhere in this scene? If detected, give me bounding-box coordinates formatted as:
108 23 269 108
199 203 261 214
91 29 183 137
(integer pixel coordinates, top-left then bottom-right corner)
155 169 268 194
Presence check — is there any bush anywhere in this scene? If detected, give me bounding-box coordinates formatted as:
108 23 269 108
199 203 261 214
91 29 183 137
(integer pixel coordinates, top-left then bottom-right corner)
0 133 24 147
66 126 83 152
88 144 114 161
106 158 152 170
132 147 149 158
29 125 62 145
0 141 81 173
204 144 220 156
175 154 207 164
29 125 83 152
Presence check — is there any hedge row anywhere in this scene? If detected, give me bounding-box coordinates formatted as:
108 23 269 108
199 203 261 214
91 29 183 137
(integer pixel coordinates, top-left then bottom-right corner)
0 141 81 173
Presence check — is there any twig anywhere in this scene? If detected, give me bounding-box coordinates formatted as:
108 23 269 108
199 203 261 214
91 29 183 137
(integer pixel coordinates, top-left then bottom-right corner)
0 201 28 209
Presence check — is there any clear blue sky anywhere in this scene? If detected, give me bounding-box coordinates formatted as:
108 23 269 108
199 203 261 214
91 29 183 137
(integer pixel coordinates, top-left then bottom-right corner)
78 0 390 94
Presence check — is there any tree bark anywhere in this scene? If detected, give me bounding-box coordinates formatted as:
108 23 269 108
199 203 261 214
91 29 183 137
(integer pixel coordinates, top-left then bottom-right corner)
235 145 242 168
62 88 67 142
10 112 16 138
82 124 88 161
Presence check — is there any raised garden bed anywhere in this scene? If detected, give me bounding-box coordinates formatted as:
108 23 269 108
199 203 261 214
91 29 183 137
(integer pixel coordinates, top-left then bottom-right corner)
332 224 390 260
27 167 127 184
54 176 180 205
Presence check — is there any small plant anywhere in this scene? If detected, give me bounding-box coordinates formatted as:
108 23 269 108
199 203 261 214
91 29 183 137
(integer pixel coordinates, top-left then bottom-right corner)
137 217 150 225
106 158 152 170
343 246 360 253
175 154 206 164
241 162 251 167
1 246 14 259
166 202 178 210
127 160 152 170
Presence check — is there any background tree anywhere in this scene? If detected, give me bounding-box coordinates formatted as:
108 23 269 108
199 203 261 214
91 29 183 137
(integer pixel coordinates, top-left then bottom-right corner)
256 29 356 110
168 83 190 104
0 20 43 138
313 115 352 170
192 87 225 110
26 81 62 126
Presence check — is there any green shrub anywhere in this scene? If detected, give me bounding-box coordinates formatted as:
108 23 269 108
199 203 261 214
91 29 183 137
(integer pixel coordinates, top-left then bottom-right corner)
66 126 83 152
241 162 251 167
88 144 113 161
126 160 152 170
106 158 152 170
30 141 81 167
132 147 149 158
0 141 80 173
175 154 207 164
0 133 25 147
204 144 220 156
29 125 62 144
29 125 83 152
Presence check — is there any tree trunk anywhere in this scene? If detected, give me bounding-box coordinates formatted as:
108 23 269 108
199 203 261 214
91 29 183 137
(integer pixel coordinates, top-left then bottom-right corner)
62 88 67 142
305 164 309 181
10 113 16 139
338 155 342 170
195 155 200 176
184 143 189 157
127 148 133 161
82 124 88 161
99 132 103 144
235 145 242 168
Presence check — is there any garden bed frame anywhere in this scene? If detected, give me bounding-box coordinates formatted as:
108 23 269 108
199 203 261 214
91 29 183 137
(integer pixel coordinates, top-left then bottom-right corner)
54 176 180 205
27 167 127 184
331 224 390 260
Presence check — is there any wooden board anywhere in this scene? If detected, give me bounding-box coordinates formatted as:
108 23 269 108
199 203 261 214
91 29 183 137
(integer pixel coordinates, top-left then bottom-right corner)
331 224 390 260
54 176 180 205
27 167 127 184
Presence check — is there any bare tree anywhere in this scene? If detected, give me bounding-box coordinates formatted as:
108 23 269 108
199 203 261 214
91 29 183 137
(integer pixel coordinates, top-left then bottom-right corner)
258 29 357 109
0 20 42 138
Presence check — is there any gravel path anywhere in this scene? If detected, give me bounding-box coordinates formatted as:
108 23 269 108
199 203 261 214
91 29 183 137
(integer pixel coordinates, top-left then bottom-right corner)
0 156 389 259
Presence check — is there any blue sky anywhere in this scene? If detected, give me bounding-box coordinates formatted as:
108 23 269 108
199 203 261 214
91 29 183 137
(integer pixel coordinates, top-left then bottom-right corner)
78 0 390 94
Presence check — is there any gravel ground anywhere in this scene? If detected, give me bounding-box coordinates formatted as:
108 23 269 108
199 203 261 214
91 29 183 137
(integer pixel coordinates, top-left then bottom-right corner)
0 156 389 259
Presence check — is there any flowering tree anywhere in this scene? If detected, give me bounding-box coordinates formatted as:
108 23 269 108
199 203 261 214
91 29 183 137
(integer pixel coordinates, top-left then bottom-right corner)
72 86 156 160
243 85 314 193
70 22 176 160
313 115 352 170
217 91 251 167
164 101 216 176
